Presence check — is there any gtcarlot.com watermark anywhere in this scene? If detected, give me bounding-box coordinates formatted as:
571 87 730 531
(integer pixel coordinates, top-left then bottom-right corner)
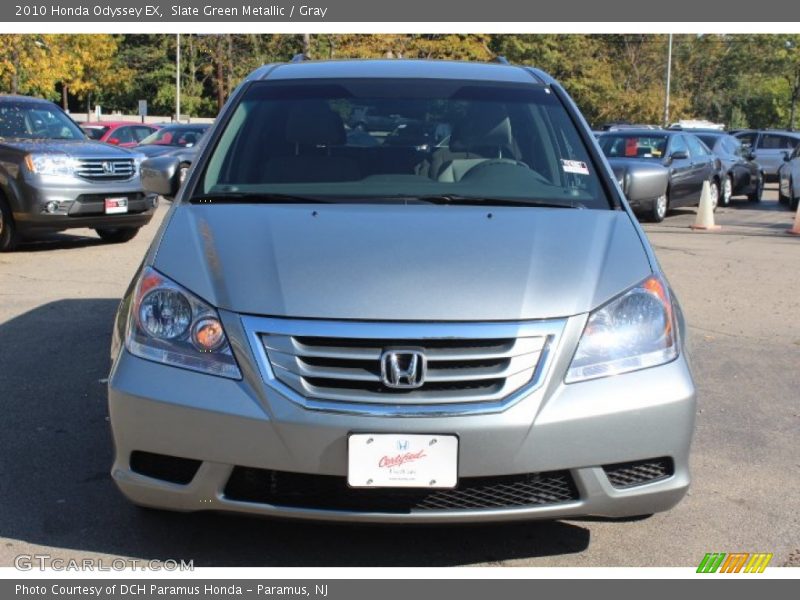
14 554 194 572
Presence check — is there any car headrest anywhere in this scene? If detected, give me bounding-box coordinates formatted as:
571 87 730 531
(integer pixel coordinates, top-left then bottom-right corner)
285 102 345 146
450 103 513 151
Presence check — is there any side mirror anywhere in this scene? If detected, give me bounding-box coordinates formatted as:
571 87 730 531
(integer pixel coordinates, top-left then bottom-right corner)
107 138 120 145
783 151 792 162
140 156 180 199
670 150 689 161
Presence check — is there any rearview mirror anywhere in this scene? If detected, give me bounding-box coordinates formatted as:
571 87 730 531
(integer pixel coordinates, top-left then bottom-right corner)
141 156 180 199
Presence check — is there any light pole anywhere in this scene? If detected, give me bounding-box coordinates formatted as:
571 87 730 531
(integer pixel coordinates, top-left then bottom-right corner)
786 40 798 131
176 33 181 123
663 33 673 128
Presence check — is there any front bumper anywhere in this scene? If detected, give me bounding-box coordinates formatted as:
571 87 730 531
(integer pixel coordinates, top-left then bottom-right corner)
108 313 696 523
13 177 156 233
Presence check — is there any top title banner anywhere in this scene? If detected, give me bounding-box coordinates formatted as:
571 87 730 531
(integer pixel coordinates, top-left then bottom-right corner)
5 0 800 22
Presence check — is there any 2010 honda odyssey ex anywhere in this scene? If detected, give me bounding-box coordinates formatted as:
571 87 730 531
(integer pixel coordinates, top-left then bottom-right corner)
108 59 696 522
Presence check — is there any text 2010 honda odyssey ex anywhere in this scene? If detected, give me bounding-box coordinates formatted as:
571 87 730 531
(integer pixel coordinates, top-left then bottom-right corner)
109 59 696 522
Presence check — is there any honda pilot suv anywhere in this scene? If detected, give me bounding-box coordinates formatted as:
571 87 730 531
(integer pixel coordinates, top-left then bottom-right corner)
0 95 155 251
109 60 696 522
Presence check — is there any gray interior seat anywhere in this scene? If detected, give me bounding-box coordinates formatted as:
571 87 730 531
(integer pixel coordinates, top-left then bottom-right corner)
263 102 361 183
419 103 518 180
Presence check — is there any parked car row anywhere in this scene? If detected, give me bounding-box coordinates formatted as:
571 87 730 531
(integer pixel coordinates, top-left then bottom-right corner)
0 96 213 252
596 129 762 222
0 95 158 251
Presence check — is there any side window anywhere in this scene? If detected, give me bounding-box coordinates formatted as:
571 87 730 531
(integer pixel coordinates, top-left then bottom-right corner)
669 135 688 156
727 138 745 157
133 126 155 142
759 134 794 150
686 135 710 159
112 127 135 144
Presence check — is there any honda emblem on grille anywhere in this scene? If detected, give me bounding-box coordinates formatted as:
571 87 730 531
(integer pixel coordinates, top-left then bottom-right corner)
102 161 115 174
380 349 426 389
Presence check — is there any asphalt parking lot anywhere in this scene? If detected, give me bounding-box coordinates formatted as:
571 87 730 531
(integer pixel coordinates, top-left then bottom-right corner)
0 188 798 568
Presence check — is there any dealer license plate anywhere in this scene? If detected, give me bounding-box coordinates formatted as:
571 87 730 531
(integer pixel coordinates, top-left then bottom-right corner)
347 433 458 488
104 197 128 214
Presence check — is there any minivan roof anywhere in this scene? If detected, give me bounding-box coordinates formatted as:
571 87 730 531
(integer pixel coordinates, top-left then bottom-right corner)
251 59 545 85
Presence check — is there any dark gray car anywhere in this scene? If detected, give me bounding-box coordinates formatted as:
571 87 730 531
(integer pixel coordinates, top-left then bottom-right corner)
694 131 763 206
0 95 155 251
598 129 719 222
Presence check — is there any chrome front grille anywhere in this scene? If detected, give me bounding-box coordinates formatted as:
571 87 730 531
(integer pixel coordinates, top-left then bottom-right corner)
75 158 135 181
263 334 544 404
243 317 565 414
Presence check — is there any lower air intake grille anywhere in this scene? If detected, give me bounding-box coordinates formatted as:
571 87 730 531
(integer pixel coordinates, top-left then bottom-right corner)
603 457 674 489
223 468 579 513
129 451 201 485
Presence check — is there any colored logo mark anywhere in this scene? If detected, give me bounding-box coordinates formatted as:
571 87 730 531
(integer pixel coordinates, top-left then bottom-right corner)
697 552 773 573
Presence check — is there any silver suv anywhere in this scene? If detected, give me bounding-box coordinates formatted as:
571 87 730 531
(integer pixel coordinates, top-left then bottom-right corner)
0 95 155 251
109 59 696 523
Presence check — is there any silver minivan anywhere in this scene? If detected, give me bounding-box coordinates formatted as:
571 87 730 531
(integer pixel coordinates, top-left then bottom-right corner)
108 59 696 523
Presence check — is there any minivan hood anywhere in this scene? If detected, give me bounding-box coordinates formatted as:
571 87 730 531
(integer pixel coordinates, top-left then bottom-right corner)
1 138 135 158
154 204 652 321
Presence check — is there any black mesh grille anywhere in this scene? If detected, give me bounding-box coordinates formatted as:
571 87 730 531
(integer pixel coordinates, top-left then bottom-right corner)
603 457 674 489
129 451 201 485
223 468 579 513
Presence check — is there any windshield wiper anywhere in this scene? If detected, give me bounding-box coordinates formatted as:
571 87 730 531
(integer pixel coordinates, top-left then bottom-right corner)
386 194 581 208
188 193 336 205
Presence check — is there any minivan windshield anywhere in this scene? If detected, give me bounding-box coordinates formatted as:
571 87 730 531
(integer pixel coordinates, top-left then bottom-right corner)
198 79 610 208
0 101 85 140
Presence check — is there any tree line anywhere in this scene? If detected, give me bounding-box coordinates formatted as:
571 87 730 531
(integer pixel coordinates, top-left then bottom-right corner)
1 34 798 129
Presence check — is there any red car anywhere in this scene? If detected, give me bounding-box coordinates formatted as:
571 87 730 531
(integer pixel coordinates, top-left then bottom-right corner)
80 121 161 148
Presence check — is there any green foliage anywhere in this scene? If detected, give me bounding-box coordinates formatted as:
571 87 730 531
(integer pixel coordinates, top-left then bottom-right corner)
1 33 800 128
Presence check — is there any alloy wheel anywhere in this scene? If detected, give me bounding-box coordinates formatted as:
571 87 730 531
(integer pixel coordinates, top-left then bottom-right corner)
655 194 667 221
722 176 732 207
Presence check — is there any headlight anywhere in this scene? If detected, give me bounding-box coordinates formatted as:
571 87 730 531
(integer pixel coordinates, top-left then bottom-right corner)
565 275 678 383
126 267 241 379
130 152 146 173
24 153 78 176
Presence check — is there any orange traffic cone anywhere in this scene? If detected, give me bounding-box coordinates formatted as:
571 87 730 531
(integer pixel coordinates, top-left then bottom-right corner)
691 181 721 231
787 200 800 236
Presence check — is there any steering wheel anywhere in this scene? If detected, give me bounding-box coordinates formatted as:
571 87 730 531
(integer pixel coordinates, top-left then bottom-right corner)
460 158 530 179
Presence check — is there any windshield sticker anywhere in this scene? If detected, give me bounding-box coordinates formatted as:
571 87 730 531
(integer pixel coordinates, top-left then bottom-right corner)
562 160 590 175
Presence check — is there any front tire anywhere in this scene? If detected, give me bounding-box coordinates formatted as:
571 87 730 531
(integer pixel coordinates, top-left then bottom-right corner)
748 173 763 203
0 195 19 252
95 227 140 243
650 193 668 223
